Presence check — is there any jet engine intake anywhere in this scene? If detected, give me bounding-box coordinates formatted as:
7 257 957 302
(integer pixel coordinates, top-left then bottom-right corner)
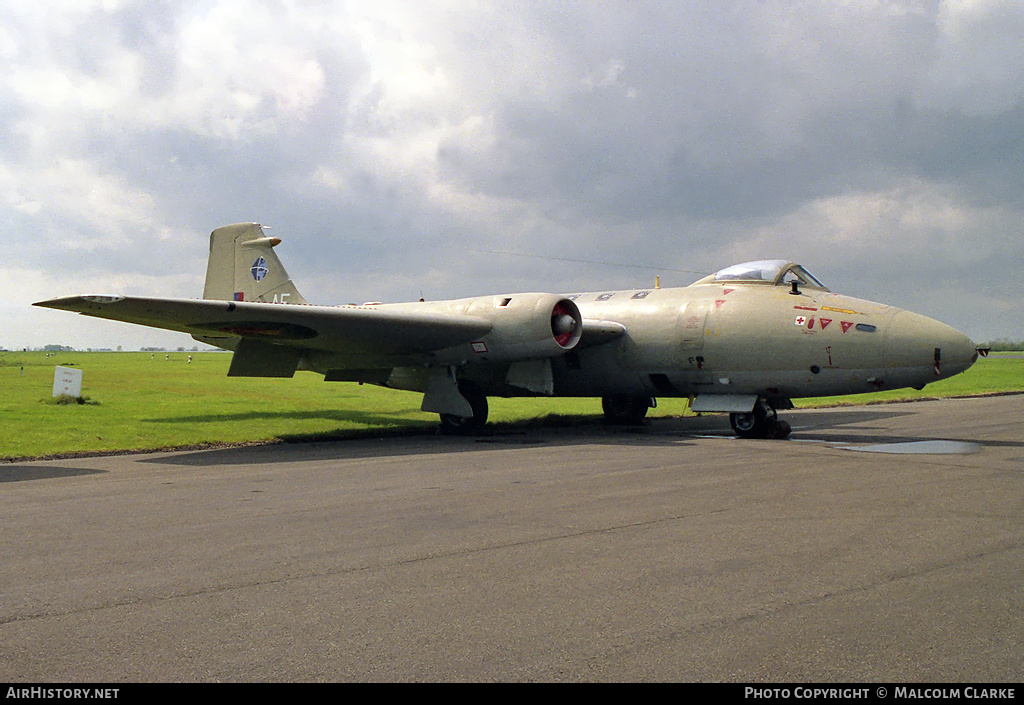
550 301 581 348
466 293 583 361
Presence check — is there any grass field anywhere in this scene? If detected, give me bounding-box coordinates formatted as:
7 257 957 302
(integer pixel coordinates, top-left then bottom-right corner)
2 350 1021 460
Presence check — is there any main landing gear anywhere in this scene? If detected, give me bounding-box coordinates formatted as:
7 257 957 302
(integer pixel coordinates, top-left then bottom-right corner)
601 395 653 425
729 398 792 439
438 381 489 435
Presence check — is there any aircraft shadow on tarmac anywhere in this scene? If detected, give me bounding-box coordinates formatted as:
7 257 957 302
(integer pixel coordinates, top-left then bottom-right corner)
141 425 698 467
144 408 433 426
0 466 106 483
138 405 991 468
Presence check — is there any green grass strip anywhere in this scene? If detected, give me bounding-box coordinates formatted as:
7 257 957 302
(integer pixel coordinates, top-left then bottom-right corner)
2 351 1020 460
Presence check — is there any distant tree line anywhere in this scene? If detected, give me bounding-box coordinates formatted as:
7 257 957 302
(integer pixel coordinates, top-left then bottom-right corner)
978 339 1024 351
6 345 208 352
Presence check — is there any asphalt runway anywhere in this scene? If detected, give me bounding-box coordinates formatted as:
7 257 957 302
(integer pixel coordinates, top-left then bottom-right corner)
2 395 1021 682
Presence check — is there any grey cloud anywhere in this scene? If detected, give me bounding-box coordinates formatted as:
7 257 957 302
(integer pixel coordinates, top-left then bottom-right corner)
3 1 1023 348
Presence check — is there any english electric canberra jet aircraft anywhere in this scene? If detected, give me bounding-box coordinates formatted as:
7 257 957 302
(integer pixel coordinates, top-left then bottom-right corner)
35 223 979 438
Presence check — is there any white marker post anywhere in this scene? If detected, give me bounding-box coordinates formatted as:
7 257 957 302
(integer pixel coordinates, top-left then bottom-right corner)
53 366 83 398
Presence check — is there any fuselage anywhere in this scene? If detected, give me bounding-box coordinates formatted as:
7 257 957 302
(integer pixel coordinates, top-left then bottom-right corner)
546 280 976 402
430 260 978 404
292 260 977 407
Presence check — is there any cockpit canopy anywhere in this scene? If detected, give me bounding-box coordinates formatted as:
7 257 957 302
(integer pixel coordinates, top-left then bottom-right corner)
691 260 829 291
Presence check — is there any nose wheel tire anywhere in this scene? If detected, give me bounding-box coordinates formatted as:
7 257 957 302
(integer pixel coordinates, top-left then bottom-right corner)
730 402 791 439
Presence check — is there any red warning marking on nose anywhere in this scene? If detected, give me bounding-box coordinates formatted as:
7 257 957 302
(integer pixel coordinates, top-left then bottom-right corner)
819 318 832 329
841 321 854 333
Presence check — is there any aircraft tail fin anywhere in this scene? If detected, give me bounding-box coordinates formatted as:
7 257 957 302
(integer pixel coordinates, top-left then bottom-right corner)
203 223 308 304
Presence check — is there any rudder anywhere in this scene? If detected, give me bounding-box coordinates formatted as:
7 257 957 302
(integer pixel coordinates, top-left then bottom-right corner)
203 223 308 304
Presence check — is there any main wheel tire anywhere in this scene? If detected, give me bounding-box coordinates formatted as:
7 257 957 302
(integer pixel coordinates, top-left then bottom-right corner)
602 395 650 425
439 381 489 435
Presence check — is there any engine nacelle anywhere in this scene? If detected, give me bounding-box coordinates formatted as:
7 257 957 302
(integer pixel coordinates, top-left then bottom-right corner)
450 292 583 362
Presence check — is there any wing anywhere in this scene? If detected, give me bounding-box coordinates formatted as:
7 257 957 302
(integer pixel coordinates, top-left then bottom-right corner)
34 295 493 361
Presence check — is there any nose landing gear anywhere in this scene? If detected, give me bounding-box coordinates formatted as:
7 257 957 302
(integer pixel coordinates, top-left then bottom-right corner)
729 398 792 439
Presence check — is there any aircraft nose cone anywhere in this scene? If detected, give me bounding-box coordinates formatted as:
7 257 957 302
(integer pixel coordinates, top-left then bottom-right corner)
885 311 978 381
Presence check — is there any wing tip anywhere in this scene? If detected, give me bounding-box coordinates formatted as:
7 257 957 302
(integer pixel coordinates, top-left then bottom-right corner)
33 295 125 311
32 297 73 309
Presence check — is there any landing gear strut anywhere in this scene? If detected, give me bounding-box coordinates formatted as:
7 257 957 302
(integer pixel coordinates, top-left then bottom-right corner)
729 398 791 439
439 381 489 435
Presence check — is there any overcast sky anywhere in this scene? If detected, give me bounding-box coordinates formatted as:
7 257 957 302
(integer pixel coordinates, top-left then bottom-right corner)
3 0 1022 350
